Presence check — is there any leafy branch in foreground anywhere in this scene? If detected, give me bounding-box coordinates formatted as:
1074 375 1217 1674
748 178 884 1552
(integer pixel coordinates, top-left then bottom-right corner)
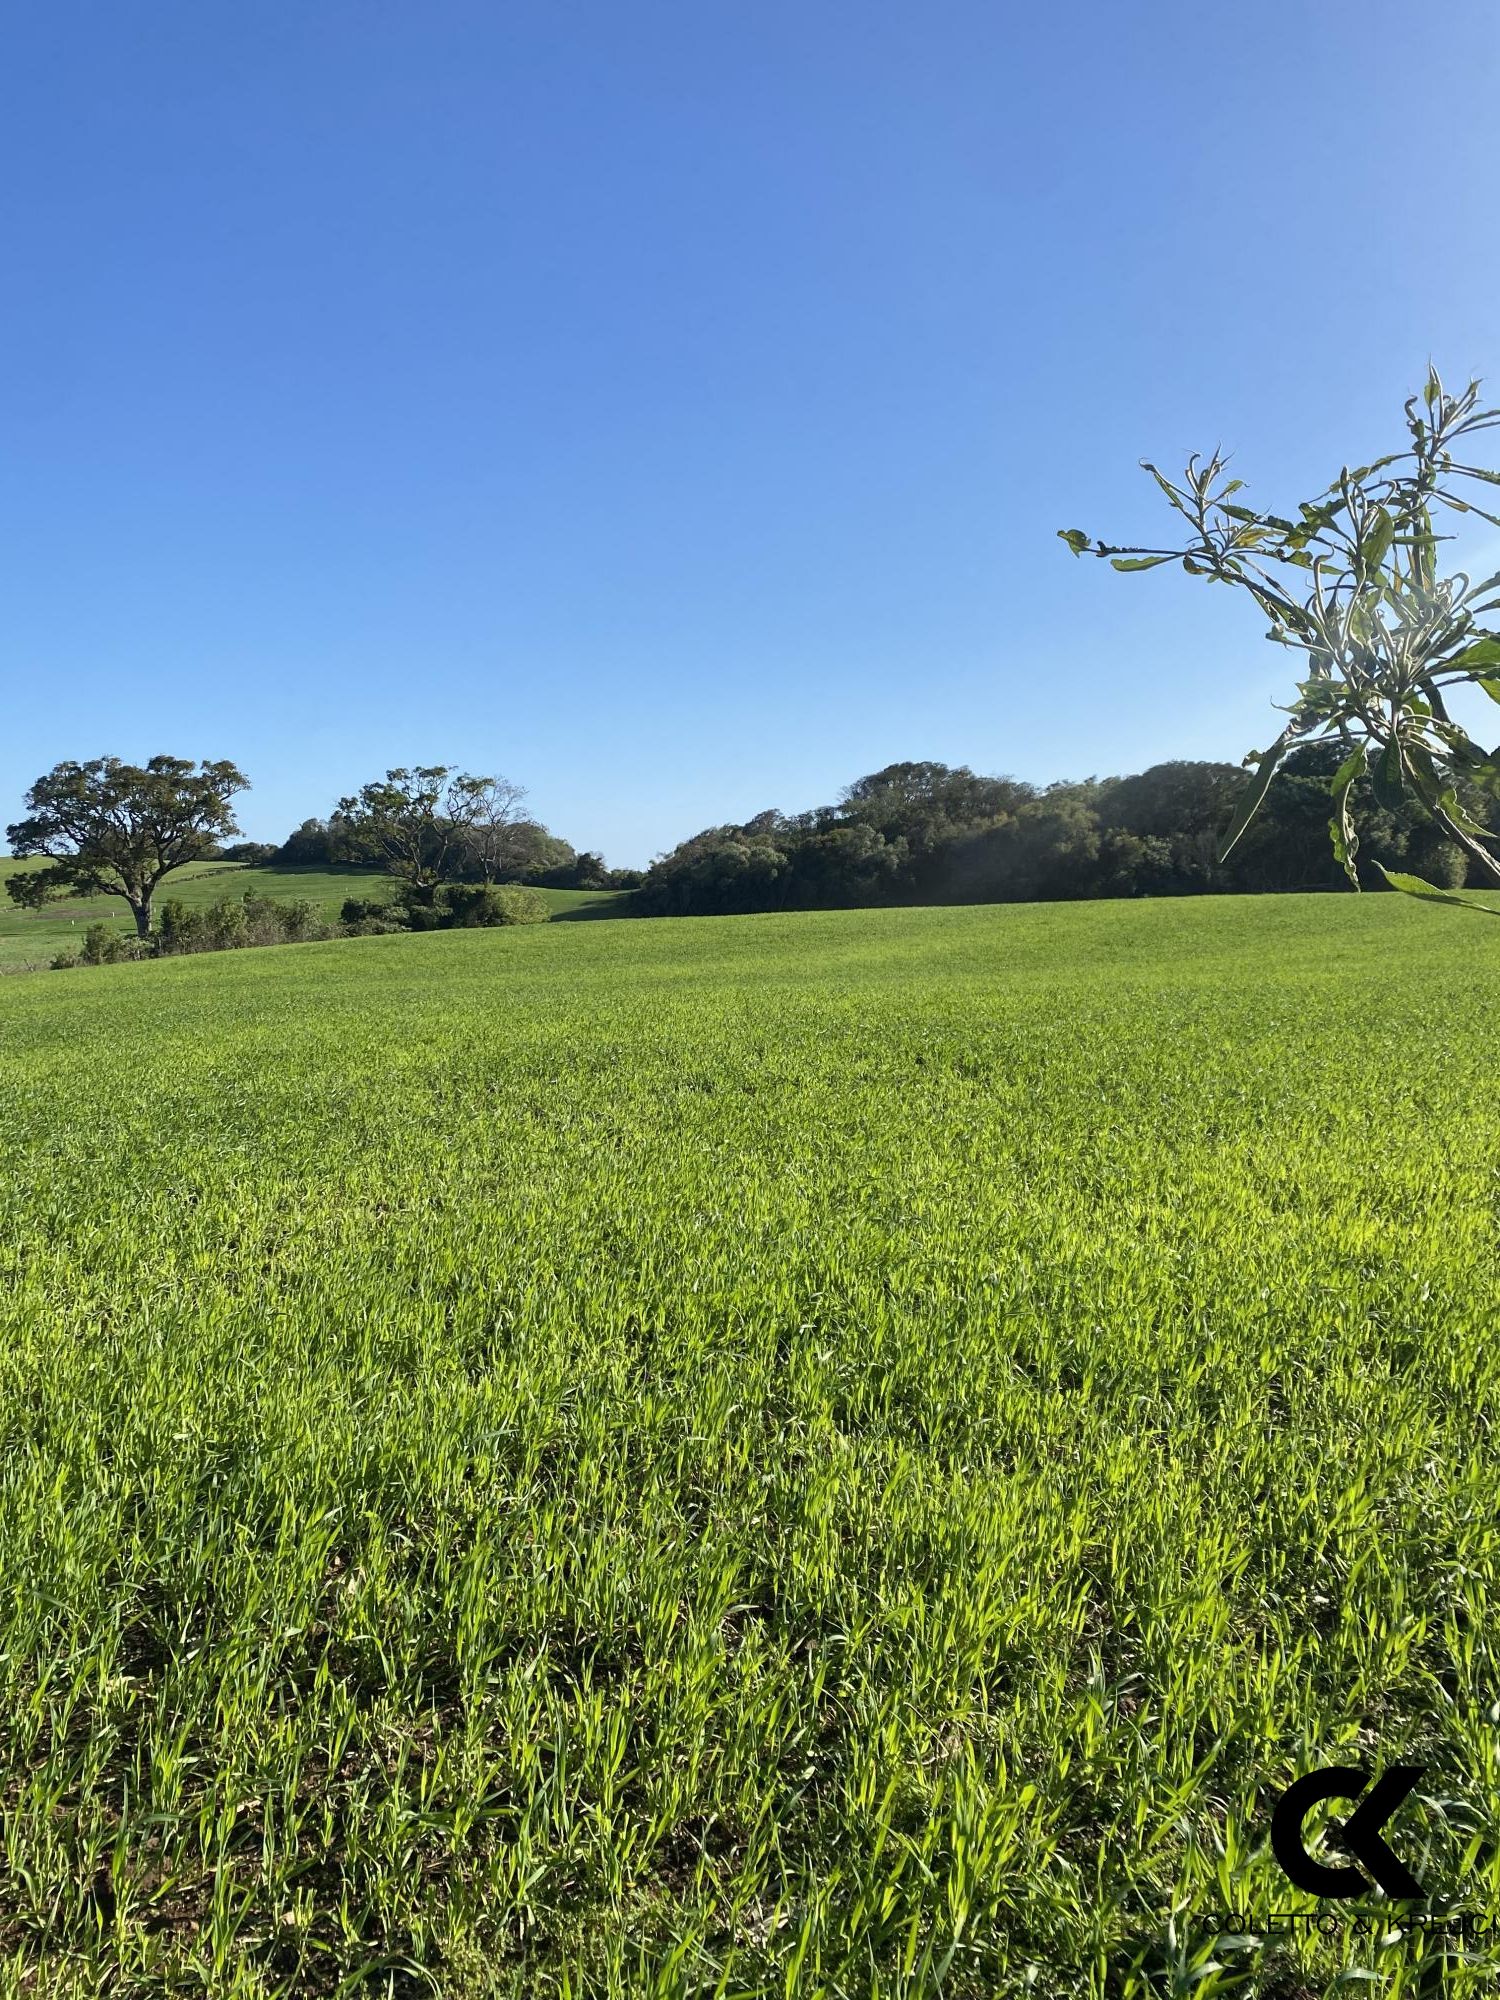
1060 368 1500 907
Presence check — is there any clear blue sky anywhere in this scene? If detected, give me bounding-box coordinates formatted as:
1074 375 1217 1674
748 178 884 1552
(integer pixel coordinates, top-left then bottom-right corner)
4 2 1498 866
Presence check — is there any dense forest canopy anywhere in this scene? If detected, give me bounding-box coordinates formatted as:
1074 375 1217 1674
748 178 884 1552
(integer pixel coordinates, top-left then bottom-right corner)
634 750 1476 916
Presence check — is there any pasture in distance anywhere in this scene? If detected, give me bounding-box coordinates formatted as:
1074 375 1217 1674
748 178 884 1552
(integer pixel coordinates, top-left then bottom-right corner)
2 894 1498 1995
0 859 622 972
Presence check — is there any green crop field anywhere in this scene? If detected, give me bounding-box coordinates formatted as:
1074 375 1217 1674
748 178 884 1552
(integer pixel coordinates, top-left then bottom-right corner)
0 861 622 971
2 895 1498 1997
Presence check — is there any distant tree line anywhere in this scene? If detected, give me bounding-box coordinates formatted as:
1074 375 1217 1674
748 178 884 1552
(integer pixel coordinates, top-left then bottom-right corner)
635 748 1479 917
9 746 1488 960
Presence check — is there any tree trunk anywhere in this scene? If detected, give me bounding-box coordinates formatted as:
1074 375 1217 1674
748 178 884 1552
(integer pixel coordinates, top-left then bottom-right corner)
131 896 152 939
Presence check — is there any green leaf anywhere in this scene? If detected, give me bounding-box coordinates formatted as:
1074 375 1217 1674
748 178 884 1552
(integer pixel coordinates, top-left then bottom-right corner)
1109 554 1173 571
1448 635 1500 672
1478 678 1500 705
1433 724 1491 768
1301 496 1346 528
1407 525 1439 584
1219 728 1296 861
1140 462 1189 513
1377 866 1500 915
1361 506 1395 573
1327 742 1366 888
1400 743 1452 821
1057 529 1091 557
1327 818 1357 886
1370 737 1405 810
1437 786 1493 836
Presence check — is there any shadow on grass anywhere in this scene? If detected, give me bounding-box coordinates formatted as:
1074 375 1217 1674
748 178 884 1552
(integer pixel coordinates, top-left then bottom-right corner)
549 896 640 923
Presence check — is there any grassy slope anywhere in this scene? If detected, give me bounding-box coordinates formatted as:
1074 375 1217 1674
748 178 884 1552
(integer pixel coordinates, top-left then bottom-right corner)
2 896 1499 1994
0 859 622 969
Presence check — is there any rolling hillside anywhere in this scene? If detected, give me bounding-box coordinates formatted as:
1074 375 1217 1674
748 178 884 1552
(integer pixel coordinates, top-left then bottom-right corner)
0 859 623 970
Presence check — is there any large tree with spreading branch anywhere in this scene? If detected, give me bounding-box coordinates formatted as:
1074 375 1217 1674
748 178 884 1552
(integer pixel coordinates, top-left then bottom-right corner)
335 766 515 889
7 755 250 938
1061 368 1500 909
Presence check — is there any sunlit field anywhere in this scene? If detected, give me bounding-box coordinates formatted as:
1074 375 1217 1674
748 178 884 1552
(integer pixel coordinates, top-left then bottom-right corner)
2 895 1498 1997
0 861 621 971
